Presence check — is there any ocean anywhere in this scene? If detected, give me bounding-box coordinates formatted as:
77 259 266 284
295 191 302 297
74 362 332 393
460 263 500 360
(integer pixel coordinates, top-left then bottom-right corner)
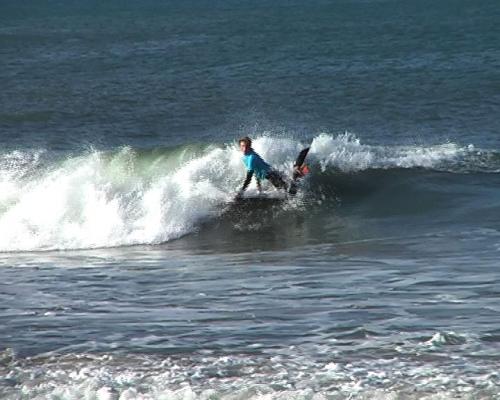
1 0 500 398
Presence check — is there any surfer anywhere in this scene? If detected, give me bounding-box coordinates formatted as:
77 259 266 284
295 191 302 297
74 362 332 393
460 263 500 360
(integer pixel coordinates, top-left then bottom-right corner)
235 136 288 199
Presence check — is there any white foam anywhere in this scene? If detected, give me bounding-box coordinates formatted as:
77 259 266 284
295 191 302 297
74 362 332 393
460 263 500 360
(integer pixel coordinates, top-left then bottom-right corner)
4 351 499 400
0 147 234 251
425 331 468 347
310 133 466 172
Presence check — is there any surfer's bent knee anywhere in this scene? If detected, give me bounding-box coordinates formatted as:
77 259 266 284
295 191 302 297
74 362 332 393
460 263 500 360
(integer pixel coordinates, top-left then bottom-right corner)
266 170 288 190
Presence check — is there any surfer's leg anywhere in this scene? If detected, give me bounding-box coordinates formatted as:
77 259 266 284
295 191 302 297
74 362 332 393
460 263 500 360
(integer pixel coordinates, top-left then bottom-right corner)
266 170 288 190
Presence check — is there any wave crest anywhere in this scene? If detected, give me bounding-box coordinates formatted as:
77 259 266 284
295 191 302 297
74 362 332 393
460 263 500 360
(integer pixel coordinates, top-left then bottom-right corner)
0 134 496 251
311 132 472 172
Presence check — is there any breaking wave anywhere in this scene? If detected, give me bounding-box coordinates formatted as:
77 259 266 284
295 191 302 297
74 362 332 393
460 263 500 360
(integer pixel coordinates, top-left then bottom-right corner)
0 133 495 252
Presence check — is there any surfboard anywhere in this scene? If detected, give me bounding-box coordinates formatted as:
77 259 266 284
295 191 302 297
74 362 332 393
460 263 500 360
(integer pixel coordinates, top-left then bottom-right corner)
232 195 285 206
289 147 310 195
294 147 310 171
223 193 284 217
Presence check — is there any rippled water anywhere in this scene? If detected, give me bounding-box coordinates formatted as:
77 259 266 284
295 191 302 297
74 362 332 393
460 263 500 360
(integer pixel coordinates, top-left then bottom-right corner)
2 229 500 398
2 0 500 398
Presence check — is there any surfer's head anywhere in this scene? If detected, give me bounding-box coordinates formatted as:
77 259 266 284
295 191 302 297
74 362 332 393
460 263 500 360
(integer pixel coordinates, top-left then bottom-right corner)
239 136 252 153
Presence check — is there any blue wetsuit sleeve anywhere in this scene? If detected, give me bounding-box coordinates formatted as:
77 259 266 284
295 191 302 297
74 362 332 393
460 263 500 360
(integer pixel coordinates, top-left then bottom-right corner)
244 153 255 171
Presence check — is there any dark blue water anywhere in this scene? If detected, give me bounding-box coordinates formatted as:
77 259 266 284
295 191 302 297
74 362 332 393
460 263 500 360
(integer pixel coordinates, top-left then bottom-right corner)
1 1 499 398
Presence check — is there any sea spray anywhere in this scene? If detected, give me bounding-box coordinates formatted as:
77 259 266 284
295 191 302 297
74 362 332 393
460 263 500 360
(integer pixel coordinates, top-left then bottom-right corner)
310 132 467 172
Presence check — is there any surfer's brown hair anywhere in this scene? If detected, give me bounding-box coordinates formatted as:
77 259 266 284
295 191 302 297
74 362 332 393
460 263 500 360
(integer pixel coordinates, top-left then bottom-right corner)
239 136 252 148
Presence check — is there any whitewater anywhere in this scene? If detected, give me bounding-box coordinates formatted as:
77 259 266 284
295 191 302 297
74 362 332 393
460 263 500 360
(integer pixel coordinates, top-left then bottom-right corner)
0 133 486 252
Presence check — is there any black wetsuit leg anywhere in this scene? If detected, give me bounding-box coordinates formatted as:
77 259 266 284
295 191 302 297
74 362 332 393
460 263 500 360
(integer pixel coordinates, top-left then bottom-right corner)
266 170 288 190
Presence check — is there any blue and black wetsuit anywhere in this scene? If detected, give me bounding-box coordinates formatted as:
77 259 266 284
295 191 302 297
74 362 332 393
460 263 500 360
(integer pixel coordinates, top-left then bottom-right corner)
240 149 288 192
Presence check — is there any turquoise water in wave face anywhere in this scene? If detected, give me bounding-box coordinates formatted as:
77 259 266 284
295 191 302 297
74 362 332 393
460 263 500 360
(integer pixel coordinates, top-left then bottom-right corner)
1 0 500 399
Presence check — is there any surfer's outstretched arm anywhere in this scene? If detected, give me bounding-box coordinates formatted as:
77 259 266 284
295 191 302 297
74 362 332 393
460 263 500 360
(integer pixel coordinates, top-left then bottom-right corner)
236 170 254 198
